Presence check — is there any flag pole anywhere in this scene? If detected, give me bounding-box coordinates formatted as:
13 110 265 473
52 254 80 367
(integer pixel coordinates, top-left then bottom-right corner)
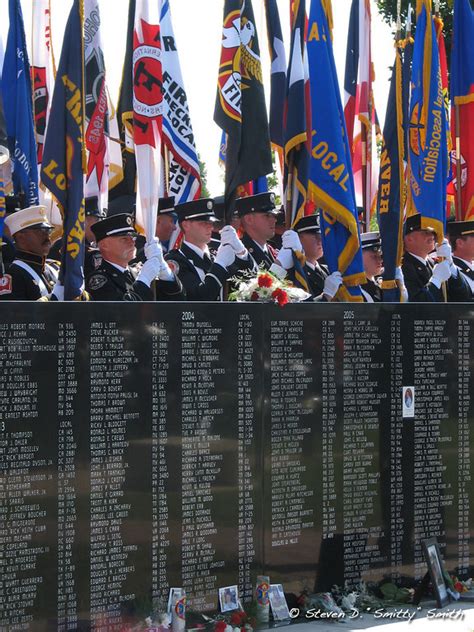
455 103 463 219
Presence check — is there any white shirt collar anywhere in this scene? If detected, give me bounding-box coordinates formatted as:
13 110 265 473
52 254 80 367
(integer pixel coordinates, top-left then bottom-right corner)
183 240 210 259
105 259 127 273
410 252 430 266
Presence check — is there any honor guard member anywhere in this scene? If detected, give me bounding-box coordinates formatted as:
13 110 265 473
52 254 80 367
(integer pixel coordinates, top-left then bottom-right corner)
237 192 280 268
86 213 183 301
402 214 470 302
360 233 383 302
289 214 343 300
84 196 106 275
165 198 255 301
447 220 474 301
0 205 59 300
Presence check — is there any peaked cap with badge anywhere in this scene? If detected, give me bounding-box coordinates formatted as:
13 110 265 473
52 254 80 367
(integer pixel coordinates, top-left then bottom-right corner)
90 213 137 242
235 192 278 217
175 198 218 223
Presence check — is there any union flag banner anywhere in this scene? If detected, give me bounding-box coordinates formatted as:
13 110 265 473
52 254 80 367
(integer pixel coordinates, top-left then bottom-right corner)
307 0 364 301
2 0 39 205
214 0 272 221
41 0 85 300
31 0 55 166
160 0 201 203
450 0 474 220
408 0 448 241
84 0 110 211
133 0 163 240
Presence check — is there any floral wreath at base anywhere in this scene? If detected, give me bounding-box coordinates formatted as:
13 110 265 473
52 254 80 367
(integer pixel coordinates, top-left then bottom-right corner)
228 269 310 306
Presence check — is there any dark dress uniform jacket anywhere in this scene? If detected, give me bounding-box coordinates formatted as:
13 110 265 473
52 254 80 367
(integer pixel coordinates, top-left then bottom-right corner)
0 250 58 300
360 278 383 302
288 261 328 301
241 233 277 269
401 252 470 302
165 242 255 301
452 257 474 302
86 259 183 301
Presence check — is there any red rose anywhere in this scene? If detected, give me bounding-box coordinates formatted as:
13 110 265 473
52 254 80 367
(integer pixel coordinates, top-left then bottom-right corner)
454 581 464 592
250 291 259 301
258 274 273 288
272 288 289 306
231 611 245 625
215 621 227 632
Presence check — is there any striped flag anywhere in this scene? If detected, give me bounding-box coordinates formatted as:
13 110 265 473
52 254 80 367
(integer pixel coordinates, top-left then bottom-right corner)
160 0 201 203
31 0 55 166
343 0 378 228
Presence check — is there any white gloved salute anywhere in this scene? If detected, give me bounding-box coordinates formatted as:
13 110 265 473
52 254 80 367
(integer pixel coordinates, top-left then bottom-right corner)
435 238 453 264
430 260 452 288
323 271 343 299
281 229 303 252
137 256 162 287
214 243 236 269
220 225 247 256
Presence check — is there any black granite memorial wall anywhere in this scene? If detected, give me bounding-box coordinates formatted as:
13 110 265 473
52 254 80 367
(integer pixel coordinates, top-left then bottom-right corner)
0 302 472 630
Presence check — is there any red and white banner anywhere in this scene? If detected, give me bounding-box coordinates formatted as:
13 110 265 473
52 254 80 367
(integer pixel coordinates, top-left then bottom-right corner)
133 0 163 240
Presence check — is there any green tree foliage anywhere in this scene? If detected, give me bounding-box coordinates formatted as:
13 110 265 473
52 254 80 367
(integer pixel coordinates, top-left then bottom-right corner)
198 153 210 198
376 0 454 61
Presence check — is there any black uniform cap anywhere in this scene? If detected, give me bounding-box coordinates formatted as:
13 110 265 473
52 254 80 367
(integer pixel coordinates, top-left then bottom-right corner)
446 219 474 238
85 196 106 219
404 213 437 236
293 214 321 234
235 192 278 217
175 198 218 223
158 196 176 215
91 213 137 242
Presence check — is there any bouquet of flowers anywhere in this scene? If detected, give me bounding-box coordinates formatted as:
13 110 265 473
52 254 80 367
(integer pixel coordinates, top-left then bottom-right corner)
229 271 310 306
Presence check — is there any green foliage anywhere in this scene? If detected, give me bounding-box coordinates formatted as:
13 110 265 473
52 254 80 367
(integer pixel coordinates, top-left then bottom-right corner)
379 582 412 603
198 153 210 198
375 0 454 62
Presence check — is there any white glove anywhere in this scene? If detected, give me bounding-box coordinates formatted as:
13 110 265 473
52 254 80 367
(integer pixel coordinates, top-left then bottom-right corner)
137 257 161 287
220 225 246 255
323 271 343 298
395 266 404 283
158 262 175 282
436 238 453 264
282 229 303 252
214 243 236 269
275 248 294 270
145 238 165 264
51 281 64 301
430 260 452 288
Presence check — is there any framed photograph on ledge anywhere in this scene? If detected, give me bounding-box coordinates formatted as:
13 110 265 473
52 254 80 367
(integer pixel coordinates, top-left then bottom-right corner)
422 537 450 608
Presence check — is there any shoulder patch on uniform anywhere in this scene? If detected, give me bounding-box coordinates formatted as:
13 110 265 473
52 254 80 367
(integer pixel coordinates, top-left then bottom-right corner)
88 274 108 290
0 274 13 296
167 260 180 275
92 252 103 269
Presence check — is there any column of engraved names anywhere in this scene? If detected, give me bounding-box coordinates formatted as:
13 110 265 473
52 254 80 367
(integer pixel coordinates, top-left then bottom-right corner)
151 322 171 608
457 319 471 575
342 318 386 581
389 314 403 579
270 320 314 549
0 323 54 629
181 316 225 611
89 322 139 627
321 320 337 540
237 314 256 602
57 322 79 630
413 319 452 578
